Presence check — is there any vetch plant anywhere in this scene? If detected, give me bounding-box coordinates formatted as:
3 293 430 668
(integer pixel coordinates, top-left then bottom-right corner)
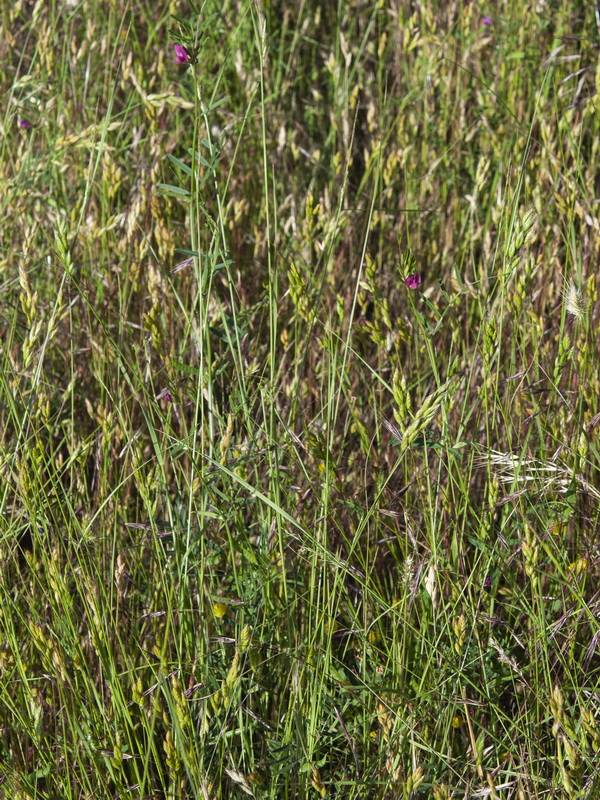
173 44 189 63
404 272 422 289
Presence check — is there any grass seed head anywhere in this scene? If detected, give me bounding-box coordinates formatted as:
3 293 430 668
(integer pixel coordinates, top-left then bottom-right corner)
562 279 586 321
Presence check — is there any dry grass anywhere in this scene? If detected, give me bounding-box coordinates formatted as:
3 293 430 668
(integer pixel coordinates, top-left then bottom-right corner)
2 1 600 798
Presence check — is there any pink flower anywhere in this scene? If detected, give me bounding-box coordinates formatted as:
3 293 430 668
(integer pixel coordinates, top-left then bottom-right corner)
482 16 492 26
174 44 189 63
156 387 174 403
404 273 422 290
19 118 32 128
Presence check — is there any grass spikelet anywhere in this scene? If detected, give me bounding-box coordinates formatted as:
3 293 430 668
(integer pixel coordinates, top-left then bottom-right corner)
562 279 586 320
386 378 455 456
480 450 600 500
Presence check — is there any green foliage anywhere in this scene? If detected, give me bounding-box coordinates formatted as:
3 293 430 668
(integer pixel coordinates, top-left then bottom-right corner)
2 1 600 798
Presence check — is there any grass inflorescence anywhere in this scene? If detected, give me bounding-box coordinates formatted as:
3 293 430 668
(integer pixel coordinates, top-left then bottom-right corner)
2 1 600 798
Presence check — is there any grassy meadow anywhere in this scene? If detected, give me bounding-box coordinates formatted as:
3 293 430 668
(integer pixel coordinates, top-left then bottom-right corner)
3 0 600 797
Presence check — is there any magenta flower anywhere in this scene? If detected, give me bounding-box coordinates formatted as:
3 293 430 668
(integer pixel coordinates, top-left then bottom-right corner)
482 16 492 26
156 387 174 403
174 44 189 63
19 118 32 128
404 273 422 290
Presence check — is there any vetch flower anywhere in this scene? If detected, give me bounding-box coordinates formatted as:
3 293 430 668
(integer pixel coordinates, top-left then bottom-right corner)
174 44 189 63
404 273 422 290
19 118 32 128
482 16 492 26
156 387 174 403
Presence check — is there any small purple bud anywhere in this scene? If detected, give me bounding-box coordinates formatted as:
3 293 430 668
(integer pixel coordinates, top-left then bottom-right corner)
156 387 174 403
482 16 492 26
483 575 492 590
174 44 189 63
19 118 32 128
404 273 423 290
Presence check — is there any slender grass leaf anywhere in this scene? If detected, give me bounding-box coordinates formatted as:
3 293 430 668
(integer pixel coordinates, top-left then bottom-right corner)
166 153 192 176
158 182 191 198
